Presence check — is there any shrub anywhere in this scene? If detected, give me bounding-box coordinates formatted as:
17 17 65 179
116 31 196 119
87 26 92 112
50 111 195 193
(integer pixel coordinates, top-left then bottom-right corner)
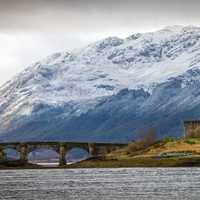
185 139 197 145
163 137 175 143
126 141 145 155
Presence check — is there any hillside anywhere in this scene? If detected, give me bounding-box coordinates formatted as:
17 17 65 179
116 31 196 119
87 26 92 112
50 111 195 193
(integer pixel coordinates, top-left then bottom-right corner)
1 26 200 142
68 139 200 168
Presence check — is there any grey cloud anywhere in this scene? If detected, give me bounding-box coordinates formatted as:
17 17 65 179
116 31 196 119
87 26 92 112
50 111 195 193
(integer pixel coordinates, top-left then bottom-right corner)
1 0 200 33
0 0 200 86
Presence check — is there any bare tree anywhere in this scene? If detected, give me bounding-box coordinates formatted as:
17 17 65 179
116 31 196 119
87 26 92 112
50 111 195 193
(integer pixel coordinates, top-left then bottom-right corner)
126 128 158 155
141 128 158 147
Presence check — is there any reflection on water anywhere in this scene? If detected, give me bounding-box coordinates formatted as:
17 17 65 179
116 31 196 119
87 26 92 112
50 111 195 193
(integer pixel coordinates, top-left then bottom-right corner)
35 162 74 166
31 159 84 166
35 162 59 166
0 168 200 200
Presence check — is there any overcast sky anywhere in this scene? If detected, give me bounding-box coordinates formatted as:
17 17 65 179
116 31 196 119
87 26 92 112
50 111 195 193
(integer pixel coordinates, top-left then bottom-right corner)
0 0 200 86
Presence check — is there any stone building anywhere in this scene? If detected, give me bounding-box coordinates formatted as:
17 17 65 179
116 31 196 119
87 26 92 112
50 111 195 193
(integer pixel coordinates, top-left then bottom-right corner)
184 120 200 138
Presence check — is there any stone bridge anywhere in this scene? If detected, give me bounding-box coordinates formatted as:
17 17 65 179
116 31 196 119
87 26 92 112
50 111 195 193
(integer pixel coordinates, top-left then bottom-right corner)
0 141 126 166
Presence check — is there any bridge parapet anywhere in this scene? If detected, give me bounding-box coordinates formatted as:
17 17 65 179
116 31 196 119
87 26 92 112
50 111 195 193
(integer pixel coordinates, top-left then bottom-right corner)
0 142 127 166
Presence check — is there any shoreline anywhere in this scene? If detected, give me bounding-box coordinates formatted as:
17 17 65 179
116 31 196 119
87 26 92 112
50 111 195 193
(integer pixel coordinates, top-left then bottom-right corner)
1 155 200 170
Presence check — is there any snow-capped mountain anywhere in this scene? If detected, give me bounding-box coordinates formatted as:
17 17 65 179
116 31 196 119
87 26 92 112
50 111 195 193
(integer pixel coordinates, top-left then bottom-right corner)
1 25 200 142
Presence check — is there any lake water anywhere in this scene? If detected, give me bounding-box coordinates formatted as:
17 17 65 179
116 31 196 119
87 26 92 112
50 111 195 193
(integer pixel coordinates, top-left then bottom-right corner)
0 168 200 200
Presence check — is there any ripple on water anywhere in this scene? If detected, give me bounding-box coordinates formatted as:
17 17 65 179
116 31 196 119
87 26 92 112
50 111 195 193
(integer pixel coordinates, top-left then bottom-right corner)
0 168 200 200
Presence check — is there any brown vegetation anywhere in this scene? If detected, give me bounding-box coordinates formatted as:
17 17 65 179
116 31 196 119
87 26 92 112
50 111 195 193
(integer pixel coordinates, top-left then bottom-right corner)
126 128 158 155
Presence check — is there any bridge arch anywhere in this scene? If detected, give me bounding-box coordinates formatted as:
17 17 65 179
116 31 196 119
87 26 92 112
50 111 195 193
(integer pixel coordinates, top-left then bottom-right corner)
65 147 90 164
27 144 60 166
2 147 20 161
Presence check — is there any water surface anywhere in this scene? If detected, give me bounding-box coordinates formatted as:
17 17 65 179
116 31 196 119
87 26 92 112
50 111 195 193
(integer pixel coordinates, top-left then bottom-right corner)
0 168 200 200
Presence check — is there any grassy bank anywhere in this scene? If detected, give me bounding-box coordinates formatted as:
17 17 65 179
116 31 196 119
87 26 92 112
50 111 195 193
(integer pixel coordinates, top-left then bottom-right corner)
67 138 200 168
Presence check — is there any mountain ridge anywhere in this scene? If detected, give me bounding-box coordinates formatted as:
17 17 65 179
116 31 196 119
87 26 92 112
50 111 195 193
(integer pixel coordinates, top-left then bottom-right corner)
1 25 200 142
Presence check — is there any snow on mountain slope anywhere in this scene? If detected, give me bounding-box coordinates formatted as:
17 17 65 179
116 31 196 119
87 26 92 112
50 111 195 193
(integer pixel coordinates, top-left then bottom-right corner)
1 25 200 141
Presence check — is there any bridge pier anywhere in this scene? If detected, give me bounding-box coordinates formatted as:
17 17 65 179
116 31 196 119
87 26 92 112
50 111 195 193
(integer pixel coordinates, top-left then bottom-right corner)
59 143 66 166
88 143 96 157
20 144 28 164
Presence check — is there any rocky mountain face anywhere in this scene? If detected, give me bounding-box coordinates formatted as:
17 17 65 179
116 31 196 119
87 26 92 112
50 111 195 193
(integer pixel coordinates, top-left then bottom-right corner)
1 25 200 142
